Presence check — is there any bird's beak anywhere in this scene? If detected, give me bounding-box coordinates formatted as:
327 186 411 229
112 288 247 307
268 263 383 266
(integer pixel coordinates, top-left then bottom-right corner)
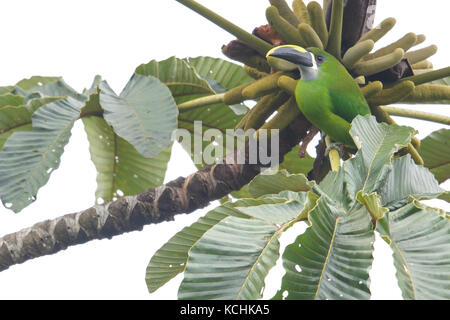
267 46 314 68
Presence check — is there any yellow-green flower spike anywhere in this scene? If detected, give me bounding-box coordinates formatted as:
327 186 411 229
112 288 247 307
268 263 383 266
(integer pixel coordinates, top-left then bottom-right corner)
412 60 433 70
292 0 311 24
244 91 290 130
367 80 415 106
326 0 344 58
307 1 328 48
260 97 301 131
406 144 424 165
298 23 324 49
405 45 438 65
402 84 450 103
325 136 341 171
343 40 375 68
244 65 269 80
269 0 300 27
223 83 252 105
412 70 432 76
360 81 383 98
414 34 426 47
277 75 298 95
402 66 450 86
352 48 404 76
242 71 285 99
364 32 417 61
266 6 307 47
354 76 366 85
178 93 226 112
358 17 396 44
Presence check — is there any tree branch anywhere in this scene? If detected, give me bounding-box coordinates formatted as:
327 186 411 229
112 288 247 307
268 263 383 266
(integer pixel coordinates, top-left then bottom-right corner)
0 116 311 272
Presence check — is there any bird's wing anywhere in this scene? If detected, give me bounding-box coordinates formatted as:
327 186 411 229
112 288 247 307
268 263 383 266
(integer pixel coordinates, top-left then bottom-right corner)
328 87 371 123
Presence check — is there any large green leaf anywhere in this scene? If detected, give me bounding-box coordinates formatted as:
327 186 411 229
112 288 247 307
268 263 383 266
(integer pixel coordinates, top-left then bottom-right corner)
178 216 280 300
0 97 82 212
380 155 444 210
274 197 375 300
146 194 306 294
385 201 450 299
419 129 450 183
271 117 422 300
83 116 171 203
99 74 178 158
176 195 308 300
345 115 414 201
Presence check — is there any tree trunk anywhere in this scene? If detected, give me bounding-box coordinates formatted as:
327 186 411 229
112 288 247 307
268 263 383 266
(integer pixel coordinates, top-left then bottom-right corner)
0 116 312 272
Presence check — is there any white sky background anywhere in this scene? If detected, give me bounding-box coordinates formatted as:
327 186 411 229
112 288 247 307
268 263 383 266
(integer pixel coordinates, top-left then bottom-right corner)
0 0 448 299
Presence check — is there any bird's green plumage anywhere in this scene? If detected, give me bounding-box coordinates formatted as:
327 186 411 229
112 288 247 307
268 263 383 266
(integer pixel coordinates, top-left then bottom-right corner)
294 48 371 146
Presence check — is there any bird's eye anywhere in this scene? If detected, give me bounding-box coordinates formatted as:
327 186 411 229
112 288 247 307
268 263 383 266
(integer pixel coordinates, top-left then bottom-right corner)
316 55 326 64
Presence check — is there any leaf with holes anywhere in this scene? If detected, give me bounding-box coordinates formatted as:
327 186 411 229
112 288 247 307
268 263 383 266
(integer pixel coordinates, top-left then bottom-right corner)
146 193 309 295
0 97 82 212
178 216 281 300
99 74 177 158
83 116 171 203
274 197 375 300
385 201 450 300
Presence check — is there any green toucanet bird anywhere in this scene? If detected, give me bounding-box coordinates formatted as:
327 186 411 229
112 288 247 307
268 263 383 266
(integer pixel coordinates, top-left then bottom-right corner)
266 45 371 147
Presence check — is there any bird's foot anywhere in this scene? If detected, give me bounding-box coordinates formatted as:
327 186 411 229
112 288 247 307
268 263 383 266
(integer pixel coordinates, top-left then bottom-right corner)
325 142 345 158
